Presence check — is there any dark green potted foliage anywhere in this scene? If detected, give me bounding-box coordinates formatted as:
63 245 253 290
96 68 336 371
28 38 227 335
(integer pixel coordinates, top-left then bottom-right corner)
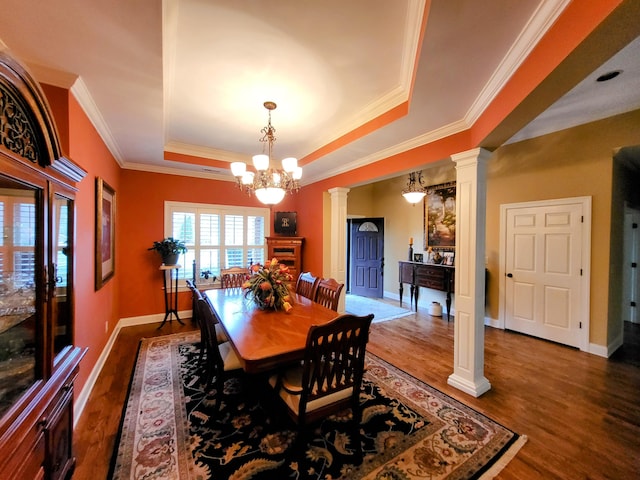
148 237 187 265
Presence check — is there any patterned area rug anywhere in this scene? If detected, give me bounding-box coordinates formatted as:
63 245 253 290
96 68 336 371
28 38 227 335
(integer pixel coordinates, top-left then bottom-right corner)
345 294 413 323
109 332 526 479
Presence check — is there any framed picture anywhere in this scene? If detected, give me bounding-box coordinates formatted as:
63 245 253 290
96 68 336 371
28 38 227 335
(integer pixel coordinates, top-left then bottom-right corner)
443 251 455 266
95 177 116 290
274 211 297 235
424 181 456 250
413 253 424 263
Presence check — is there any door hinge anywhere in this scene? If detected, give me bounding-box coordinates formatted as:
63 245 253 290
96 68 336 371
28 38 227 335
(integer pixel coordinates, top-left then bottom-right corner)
580 268 583 276
579 321 582 328
631 301 637 308
581 215 584 223
632 262 637 268
632 222 638 229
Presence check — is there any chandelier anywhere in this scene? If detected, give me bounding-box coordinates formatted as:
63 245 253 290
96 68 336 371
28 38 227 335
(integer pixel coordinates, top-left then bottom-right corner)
230 101 302 205
402 171 427 204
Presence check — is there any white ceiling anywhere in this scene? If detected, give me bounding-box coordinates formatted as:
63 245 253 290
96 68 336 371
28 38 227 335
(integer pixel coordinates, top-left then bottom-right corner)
0 0 638 185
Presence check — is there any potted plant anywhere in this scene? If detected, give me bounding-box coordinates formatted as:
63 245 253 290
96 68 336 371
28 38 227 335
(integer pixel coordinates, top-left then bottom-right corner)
148 237 187 265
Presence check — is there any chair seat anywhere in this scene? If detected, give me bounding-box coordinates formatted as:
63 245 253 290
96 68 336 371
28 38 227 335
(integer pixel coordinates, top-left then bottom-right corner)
268 365 352 416
219 341 242 371
215 323 229 343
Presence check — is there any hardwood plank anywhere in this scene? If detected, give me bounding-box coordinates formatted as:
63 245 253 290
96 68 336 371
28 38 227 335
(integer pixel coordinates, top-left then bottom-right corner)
72 321 197 480
72 309 640 479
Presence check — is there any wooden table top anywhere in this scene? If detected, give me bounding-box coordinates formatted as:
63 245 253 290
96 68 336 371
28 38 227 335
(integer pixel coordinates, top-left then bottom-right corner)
204 288 339 374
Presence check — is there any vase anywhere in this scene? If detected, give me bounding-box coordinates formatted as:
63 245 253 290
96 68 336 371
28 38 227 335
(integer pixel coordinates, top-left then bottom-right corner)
249 283 290 311
162 253 179 266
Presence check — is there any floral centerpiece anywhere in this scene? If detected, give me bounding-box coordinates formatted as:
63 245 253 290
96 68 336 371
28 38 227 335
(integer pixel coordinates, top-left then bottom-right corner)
242 258 293 312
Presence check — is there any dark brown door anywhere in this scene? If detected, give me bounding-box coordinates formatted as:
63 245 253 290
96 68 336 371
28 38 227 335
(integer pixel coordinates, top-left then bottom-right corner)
350 218 384 298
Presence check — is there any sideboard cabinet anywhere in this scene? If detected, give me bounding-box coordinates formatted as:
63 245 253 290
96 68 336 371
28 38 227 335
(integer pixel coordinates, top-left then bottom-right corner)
0 52 87 479
266 236 304 282
398 261 455 320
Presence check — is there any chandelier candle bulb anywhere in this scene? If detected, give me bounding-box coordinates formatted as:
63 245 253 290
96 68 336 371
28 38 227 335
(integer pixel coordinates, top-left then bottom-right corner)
230 162 246 176
252 154 269 171
281 157 297 172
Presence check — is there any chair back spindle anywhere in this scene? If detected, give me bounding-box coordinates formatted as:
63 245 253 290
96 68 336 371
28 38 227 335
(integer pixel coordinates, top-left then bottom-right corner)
220 267 248 290
314 277 344 311
296 271 319 300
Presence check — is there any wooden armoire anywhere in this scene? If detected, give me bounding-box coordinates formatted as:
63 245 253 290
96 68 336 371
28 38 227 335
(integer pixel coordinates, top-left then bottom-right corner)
0 52 87 479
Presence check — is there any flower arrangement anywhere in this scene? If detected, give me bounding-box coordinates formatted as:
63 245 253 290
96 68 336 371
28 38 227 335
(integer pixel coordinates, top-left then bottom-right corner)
242 258 293 312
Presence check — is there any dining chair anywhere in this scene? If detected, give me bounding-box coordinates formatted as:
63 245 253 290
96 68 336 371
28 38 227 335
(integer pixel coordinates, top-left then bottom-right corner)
196 297 243 407
220 266 248 289
187 280 228 367
268 313 374 456
185 279 201 325
314 277 345 311
295 271 319 300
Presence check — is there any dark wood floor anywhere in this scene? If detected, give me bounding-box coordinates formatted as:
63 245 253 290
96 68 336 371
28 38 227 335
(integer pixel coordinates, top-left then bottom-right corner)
72 308 640 480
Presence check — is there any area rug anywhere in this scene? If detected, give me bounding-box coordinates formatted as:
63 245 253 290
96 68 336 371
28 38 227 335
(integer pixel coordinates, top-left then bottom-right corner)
109 332 526 479
345 294 414 323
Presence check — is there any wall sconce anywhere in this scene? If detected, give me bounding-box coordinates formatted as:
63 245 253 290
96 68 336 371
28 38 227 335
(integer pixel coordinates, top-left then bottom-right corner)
402 171 427 204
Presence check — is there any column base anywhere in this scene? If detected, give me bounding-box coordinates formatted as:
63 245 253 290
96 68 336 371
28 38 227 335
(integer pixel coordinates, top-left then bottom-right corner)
447 373 491 398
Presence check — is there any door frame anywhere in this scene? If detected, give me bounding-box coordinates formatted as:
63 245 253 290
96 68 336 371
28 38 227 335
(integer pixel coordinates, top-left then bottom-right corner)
622 203 640 324
498 196 592 352
349 217 385 298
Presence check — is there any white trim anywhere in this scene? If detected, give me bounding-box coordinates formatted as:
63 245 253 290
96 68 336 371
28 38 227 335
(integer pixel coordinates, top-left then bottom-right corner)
73 322 122 427
74 309 193 426
498 196 592 352
484 316 501 329
598 331 624 359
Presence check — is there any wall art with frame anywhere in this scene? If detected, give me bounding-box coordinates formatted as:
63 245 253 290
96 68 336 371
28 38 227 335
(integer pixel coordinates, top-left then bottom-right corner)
95 177 116 290
424 181 456 250
274 211 297 235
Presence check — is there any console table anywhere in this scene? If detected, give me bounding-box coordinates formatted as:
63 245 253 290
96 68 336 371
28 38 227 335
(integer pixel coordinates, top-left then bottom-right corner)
398 261 455 320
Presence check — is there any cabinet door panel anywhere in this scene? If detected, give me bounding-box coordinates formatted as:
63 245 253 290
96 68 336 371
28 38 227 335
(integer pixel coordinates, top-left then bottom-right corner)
47 389 74 480
52 193 73 355
0 174 41 418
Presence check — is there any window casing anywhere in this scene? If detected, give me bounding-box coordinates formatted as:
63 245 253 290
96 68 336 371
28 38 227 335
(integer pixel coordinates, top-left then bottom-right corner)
165 201 269 287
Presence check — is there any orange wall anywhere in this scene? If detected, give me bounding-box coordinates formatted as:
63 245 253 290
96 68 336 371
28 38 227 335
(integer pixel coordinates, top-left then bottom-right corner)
42 84 121 395
118 171 265 318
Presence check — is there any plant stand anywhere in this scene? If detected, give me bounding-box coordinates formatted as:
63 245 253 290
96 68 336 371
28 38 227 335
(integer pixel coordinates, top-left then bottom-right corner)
159 264 184 328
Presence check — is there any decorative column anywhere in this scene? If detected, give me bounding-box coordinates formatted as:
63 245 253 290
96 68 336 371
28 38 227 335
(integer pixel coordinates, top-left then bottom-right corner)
448 148 491 397
328 187 350 312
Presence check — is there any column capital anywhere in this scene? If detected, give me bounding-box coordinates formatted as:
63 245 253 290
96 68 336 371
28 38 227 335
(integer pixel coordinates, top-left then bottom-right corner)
451 147 492 166
328 186 350 197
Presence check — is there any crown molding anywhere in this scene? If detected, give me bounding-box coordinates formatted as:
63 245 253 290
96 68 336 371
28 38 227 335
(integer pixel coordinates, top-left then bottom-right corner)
465 0 570 125
164 141 247 163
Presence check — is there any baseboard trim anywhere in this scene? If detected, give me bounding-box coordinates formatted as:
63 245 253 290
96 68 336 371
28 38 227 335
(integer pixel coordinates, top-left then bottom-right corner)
73 309 193 426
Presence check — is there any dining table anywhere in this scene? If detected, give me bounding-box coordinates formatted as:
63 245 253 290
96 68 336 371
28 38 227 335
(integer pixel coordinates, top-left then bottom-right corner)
203 288 339 374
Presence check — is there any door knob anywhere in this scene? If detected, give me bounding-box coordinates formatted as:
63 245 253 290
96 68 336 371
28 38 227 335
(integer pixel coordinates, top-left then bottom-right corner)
506 273 513 278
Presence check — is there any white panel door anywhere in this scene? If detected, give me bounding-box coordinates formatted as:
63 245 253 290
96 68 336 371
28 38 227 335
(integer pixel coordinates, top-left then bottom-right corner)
504 202 583 347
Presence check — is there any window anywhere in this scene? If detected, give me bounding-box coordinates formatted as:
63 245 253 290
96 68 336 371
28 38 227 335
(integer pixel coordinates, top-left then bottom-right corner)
0 195 37 289
165 201 269 286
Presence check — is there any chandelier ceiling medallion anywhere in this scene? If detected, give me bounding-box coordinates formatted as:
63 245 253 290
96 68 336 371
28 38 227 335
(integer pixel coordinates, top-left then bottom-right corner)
230 101 302 205
402 171 427 204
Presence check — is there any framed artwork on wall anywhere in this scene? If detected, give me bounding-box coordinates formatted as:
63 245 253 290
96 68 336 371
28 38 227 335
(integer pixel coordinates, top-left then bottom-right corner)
95 177 116 290
424 181 456 250
274 211 297 235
